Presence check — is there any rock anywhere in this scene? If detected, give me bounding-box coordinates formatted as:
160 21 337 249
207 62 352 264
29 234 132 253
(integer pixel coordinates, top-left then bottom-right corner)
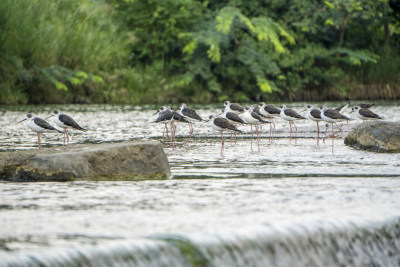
0 141 170 181
344 121 400 152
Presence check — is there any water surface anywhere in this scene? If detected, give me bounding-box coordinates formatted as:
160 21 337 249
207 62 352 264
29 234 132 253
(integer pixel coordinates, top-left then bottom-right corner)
1 102 399 266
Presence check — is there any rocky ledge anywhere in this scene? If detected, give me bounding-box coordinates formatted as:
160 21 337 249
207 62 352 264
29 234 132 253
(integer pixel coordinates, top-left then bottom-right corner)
0 141 170 182
344 121 400 152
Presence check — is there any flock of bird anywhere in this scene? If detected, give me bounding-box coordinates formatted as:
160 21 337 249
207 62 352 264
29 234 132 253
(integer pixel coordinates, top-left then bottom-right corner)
18 101 383 155
153 101 383 155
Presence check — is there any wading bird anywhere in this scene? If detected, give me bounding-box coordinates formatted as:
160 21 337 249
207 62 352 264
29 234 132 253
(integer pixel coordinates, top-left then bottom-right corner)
351 106 383 122
280 105 306 144
258 103 281 142
46 110 87 145
302 105 323 146
18 113 62 149
208 115 241 156
179 103 204 144
242 106 271 150
320 106 350 154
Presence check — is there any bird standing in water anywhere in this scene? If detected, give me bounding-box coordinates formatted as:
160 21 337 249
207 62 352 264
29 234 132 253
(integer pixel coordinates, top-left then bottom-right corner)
18 113 63 149
179 103 204 144
208 115 241 156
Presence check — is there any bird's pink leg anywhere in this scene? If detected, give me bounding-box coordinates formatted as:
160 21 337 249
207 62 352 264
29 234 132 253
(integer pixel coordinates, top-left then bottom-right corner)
37 133 41 149
220 132 224 156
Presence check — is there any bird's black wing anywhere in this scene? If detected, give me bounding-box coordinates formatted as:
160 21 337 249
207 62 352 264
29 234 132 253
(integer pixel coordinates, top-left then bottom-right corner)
310 109 321 119
359 108 381 119
284 109 305 119
214 118 241 132
251 112 270 123
173 112 190 123
359 103 375 109
230 103 244 112
324 109 349 120
34 118 62 132
154 111 173 122
182 107 203 121
59 114 87 131
226 112 246 124
264 105 281 115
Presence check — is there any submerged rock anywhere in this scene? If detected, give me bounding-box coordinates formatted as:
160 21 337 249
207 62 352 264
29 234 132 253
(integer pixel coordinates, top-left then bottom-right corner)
344 121 400 152
0 141 170 181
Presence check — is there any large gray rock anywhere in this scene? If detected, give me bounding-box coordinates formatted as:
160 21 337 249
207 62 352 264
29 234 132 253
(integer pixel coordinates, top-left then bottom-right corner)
0 141 170 181
344 121 400 152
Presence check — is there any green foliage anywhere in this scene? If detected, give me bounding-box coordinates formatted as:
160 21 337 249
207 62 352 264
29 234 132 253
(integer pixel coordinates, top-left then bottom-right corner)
0 0 399 104
0 0 131 104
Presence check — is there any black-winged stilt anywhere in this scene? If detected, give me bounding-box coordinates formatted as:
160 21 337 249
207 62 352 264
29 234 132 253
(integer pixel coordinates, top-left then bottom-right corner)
242 106 271 150
320 106 351 154
258 103 281 142
46 110 87 145
302 105 323 145
179 103 204 144
280 105 306 144
224 101 244 114
18 113 62 149
350 106 383 122
154 106 174 145
218 109 247 144
208 115 241 156
358 103 375 109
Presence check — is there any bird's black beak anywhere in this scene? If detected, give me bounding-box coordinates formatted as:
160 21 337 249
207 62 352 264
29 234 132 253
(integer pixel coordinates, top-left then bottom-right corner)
300 109 307 113
153 110 159 115
17 118 27 124
45 114 54 120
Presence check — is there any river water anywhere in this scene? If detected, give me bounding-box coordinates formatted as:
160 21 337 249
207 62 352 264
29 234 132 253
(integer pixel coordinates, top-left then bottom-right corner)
1 102 400 266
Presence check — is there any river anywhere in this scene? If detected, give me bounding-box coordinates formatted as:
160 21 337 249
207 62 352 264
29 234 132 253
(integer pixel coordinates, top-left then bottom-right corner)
1 101 400 266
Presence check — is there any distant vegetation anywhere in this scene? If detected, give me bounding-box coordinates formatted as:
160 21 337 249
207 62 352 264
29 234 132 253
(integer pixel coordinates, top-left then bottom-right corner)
0 0 399 105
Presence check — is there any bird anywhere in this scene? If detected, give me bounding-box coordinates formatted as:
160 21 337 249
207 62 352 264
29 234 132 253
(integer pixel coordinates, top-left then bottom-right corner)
153 106 174 146
18 113 62 149
350 106 383 122
179 103 204 144
242 106 271 150
46 110 87 145
218 109 247 144
171 109 190 146
280 105 306 144
258 103 281 142
320 106 351 154
334 101 350 131
335 101 350 114
358 103 375 109
302 105 323 145
208 115 241 156
224 101 244 114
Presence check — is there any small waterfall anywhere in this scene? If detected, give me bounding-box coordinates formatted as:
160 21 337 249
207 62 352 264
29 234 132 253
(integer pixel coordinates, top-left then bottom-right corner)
2 218 400 267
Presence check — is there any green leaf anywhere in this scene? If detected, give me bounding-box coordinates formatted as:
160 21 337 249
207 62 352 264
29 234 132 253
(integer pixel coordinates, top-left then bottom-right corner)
324 1 335 9
256 77 272 93
75 71 88 79
90 75 104 83
206 38 221 62
183 40 198 55
325 19 334 25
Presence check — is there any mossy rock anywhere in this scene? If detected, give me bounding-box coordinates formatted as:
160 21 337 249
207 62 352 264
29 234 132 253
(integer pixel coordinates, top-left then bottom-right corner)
344 121 400 153
0 141 170 181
